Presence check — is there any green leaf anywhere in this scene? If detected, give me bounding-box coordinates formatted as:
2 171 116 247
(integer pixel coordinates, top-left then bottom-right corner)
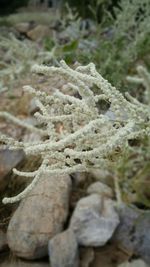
62 40 78 53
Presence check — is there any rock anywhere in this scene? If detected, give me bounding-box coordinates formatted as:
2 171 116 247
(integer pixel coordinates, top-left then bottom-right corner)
70 194 119 246
118 259 148 267
0 259 50 267
134 213 150 264
113 204 140 253
48 229 79 267
0 149 25 192
14 23 30 34
113 205 150 264
89 169 113 188
27 25 51 41
87 182 113 198
7 174 72 259
0 230 7 252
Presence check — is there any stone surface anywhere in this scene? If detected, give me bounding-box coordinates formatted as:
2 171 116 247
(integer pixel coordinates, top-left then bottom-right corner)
48 229 79 267
113 204 140 253
70 194 119 246
89 169 113 188
0 260 50 267
113 205 150 264
87 182 113 198
118 259 148 267
27 25 50 41
134 213 150 265
7 174 72 259
14 23 30 34
0 149 25 192
0 230 7 252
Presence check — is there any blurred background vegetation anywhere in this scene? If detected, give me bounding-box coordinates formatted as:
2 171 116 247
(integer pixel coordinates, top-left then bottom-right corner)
0 0 29 14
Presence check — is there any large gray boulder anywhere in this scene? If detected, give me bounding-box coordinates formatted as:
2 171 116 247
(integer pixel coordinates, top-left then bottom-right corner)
7 174 72 259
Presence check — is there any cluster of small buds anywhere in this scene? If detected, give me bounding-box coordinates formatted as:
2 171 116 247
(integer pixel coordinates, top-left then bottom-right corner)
0 61 149 204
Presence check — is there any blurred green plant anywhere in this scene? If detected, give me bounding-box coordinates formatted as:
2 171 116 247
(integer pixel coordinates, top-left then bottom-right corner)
63 0 113 21
0 11 55 26
43 4 98 65
90 0 150 91
44 0 150 94
0 33 51 91
114 65 150 208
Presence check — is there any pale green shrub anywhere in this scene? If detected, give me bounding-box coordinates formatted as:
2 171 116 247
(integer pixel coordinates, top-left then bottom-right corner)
0 61 149 204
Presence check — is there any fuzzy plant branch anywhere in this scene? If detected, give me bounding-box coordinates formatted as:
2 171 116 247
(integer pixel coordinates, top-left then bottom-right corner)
0 111 47 136
127 65 150 105
1 61 150 204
